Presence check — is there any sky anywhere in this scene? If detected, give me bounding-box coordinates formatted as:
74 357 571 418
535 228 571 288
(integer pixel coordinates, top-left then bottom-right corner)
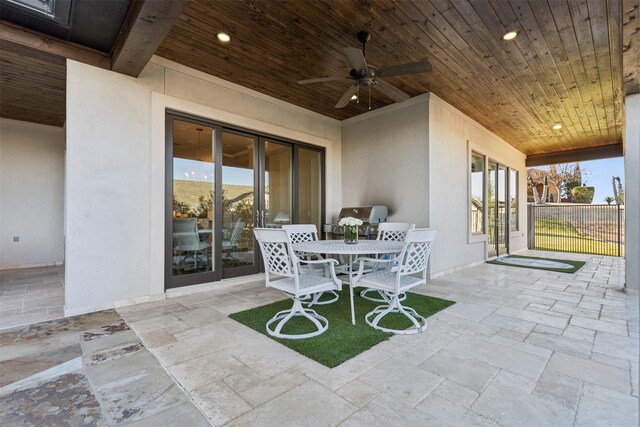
176 156 625 205
531 157 625 204
174 158 255 185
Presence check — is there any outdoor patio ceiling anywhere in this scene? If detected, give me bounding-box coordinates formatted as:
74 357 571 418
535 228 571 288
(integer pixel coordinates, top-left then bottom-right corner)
1 0 638 157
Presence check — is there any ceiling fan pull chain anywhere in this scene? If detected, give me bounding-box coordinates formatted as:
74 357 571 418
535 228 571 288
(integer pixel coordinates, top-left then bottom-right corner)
368 84 372 110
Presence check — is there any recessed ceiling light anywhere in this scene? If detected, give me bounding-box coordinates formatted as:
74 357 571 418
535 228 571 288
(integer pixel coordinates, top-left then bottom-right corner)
217 32 231 43
351 94 358 101
553 123 563 130
502 31 518 41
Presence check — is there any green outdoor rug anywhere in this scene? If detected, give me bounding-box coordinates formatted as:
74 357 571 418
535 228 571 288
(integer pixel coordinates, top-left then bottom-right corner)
487 254 585 273
229 290 455 368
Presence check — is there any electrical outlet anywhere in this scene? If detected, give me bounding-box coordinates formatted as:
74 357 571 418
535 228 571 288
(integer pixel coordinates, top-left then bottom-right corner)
13 235 20 242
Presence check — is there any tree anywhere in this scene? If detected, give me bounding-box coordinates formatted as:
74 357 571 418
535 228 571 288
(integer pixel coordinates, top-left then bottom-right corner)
546 162 586 200
612 176 624 205
604 196 614 205
528 175 541 204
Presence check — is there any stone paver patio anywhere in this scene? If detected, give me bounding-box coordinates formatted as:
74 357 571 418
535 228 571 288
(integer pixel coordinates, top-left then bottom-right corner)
0 266 65 330
1 250 638 426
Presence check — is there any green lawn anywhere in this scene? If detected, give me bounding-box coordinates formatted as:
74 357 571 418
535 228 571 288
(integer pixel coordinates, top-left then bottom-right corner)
534 218 623 256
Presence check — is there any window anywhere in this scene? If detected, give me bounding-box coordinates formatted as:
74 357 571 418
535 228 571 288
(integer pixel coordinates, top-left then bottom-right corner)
470 152 485 234
510 169 518 231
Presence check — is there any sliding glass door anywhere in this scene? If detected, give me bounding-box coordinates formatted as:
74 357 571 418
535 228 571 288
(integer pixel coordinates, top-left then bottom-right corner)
166 113 324 289
221 130 259 278
296 147 323 233
167 119 217 287
264 140 293 228
487 160 509 258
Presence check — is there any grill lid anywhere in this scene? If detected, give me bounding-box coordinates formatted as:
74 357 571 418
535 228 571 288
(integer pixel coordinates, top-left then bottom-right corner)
337 206 388 224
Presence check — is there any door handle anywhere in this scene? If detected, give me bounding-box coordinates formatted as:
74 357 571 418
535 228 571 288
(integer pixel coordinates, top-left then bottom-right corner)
260 210 265 227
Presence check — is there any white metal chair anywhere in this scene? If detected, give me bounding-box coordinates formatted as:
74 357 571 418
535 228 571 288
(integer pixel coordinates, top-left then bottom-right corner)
173 218 211 271
360 222 415 303
353 228 436 334
254 228 341 339
282 224 340 307
222 220 245 260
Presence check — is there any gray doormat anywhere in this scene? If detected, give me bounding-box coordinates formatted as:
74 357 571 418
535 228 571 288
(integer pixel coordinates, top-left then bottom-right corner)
487 255 585 273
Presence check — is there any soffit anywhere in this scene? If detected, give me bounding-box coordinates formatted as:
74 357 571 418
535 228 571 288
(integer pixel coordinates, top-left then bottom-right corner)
157 0 628 156
0 40 65 127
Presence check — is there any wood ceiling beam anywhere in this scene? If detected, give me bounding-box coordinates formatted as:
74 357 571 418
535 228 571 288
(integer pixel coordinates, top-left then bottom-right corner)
622 0 639 95
526 143 624 167
0 20 110 69
110 0 190 77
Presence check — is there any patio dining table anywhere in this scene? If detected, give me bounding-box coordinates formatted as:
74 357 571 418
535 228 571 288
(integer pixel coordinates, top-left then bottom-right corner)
291 240 404 325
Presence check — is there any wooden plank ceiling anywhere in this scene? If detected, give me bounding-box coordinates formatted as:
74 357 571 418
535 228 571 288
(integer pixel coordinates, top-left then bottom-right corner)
0 0 187 127
0 40 66 127
157 0 628 156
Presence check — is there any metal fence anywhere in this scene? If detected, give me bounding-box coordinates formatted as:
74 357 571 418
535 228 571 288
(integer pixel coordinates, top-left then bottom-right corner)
528 204 625 257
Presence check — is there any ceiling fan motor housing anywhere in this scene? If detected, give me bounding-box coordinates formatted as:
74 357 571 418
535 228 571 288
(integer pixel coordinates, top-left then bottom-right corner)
357 31 371 44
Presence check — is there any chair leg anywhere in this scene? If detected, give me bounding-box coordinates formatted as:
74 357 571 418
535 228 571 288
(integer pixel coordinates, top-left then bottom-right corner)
305 290 339 307
360 288 407 303
266 298 329 339
365 294 427 334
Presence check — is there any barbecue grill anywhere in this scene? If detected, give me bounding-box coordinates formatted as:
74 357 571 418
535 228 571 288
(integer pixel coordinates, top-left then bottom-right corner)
329 206 388 240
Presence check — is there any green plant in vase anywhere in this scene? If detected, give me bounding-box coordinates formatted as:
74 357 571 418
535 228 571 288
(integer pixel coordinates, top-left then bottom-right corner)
339 216 363 244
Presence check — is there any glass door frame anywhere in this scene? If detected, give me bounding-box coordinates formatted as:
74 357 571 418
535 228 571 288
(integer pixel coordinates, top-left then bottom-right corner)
165 111 326 289
293 144 326 233
487 159 510 258
220 128 261 279
165 113 219 289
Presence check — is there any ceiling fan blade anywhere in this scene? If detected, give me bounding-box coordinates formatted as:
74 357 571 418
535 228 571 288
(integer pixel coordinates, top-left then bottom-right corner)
343 47 368 71
298 76 351 85
373 80 410 103
335 84 359 108
376 61 433 78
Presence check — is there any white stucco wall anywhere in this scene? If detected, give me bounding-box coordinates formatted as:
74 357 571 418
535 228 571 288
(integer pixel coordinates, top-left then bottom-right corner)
340 93 526 276
341 96 430 224
624 93 639 293
65 57 341 315
428 94 527 275
0 119 65 269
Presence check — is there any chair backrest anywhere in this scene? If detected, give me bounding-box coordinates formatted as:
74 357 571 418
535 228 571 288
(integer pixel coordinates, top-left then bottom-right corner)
173 218 201 249
282 224 319 243
397 228 437 282
228 221 245 244
377 222 416 242
253 228 299 285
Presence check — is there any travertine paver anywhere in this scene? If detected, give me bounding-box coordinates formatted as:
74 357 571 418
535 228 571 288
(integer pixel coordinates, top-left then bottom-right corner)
113 250 638 426
0 266 65 330
0 310 207 426
4 252 635 426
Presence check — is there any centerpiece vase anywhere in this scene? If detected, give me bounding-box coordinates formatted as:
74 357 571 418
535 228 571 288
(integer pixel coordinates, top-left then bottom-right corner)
344 225 358 244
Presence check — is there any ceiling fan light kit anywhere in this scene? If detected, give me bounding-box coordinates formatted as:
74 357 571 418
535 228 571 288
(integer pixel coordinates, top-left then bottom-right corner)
298 31 433 110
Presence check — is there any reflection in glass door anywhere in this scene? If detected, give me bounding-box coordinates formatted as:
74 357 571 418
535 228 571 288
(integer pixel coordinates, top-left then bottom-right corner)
168 120 216 288
264 140 292 227
296 147 323 232
487 160 509 258
497 165 508 255
221 131 258 277
488 161 497 257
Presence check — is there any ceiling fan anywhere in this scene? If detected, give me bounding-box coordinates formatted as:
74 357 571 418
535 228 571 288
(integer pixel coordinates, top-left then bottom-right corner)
298 31 433 109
